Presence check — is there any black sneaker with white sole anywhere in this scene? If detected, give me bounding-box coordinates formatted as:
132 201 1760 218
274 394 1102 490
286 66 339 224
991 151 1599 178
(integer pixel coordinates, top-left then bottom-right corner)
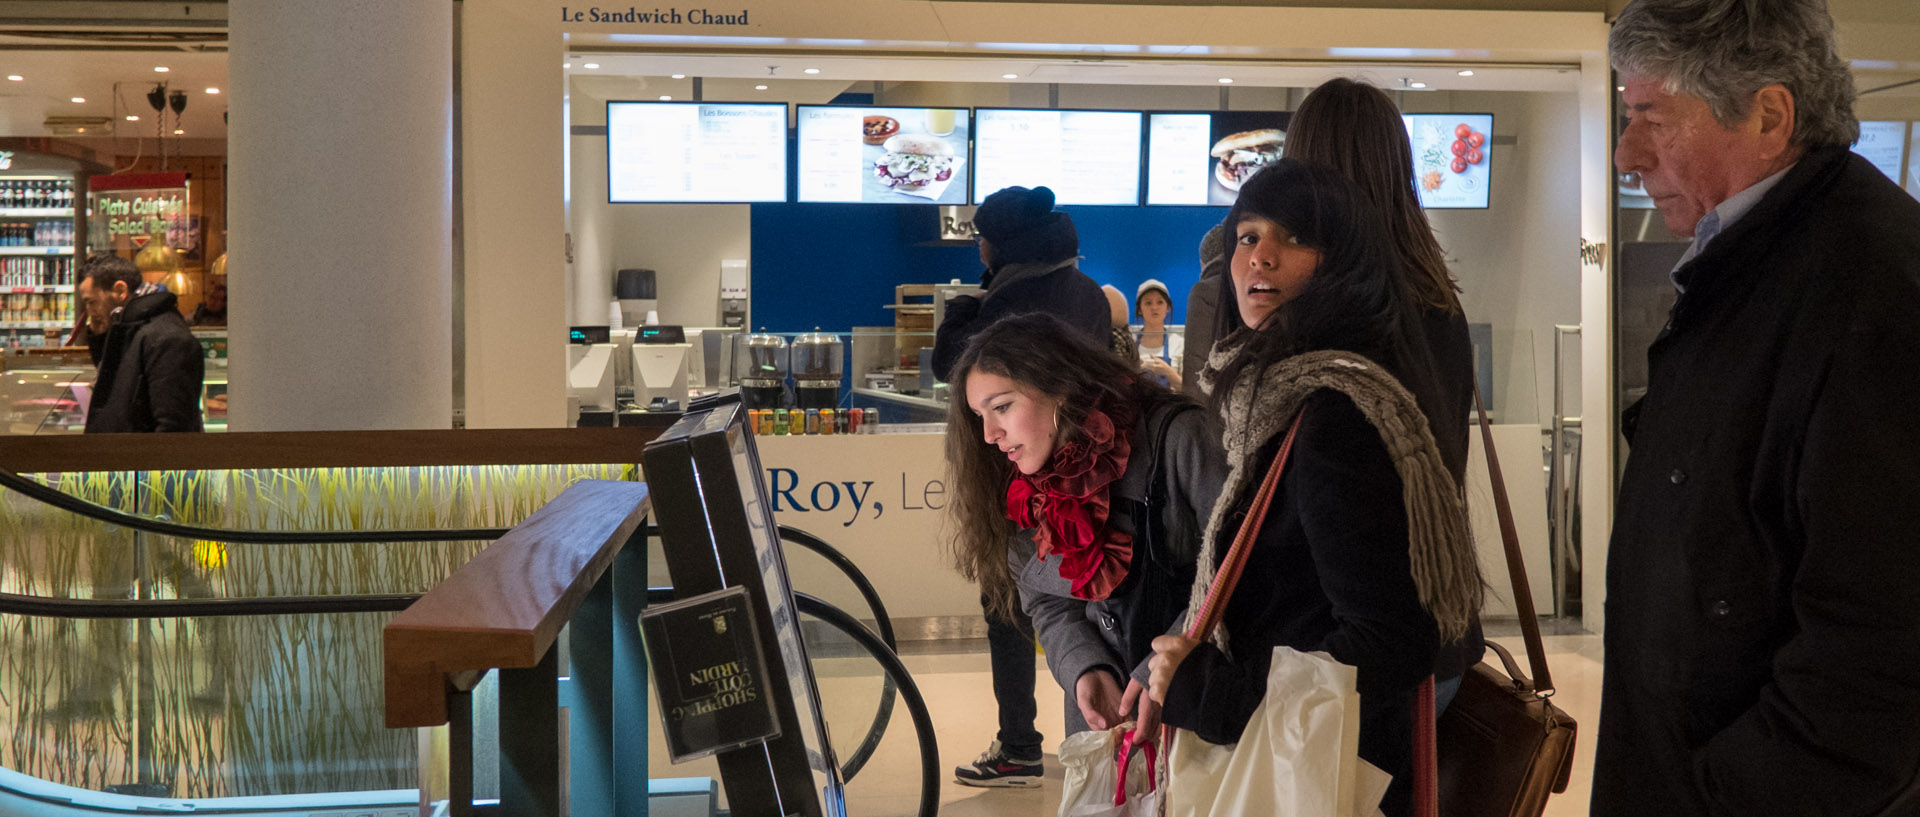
953 740 1043 788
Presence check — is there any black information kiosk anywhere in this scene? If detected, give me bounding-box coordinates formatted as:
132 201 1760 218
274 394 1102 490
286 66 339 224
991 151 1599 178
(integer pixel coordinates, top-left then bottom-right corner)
644 400 848 817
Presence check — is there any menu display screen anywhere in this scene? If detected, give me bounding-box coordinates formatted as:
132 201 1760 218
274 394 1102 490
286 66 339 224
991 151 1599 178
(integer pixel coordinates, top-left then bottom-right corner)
796 106 970 204
1146 111 1292 205
607 102 788 203
1403 113 1494 209
973 109 1144 206
1855 121 1908 184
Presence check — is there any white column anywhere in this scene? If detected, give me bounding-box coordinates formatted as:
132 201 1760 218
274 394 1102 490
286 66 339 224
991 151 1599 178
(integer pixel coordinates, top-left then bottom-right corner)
1578 49 1617 635
226 0 453 431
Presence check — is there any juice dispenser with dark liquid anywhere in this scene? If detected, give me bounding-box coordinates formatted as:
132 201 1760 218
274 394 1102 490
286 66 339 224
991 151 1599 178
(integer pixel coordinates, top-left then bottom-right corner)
792 330 844 412
734 332 789 411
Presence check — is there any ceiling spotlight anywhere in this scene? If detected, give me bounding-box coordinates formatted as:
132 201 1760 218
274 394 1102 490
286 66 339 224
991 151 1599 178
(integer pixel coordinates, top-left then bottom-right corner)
77 127 86 133
659 95 672 101
1616 85 1626 92
70 97 85 103
205 87 220 94
755 84 768 90
564 62 571 69
1410 81 1428 89
1218 77 1234 84
154 66 170 73
671 74 686 79
1003 73 1019 79
803 68 820 74
1457 70 1475 77
5 75 22 82
173 129 185 135
583 62 599 69
126 115 140 121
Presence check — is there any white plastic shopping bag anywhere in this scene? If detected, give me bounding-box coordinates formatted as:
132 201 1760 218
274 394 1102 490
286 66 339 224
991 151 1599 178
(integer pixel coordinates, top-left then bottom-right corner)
1164 646 1391 817
1058 723 1160 817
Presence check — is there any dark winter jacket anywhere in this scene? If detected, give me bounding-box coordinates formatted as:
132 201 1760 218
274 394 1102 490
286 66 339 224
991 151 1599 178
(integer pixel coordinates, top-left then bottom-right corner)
85 289 204 434
1162 390 1440 817
929 258 1109 381
1420 304 1484 684
1591 145 1920 817
1009 396 1226 735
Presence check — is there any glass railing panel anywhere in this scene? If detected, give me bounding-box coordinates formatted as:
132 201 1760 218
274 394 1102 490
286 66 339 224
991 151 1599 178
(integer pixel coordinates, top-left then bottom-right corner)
0 461 638 802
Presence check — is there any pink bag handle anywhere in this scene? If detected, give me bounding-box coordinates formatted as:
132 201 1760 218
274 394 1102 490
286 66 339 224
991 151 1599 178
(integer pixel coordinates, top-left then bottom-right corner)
1114 727 1158 806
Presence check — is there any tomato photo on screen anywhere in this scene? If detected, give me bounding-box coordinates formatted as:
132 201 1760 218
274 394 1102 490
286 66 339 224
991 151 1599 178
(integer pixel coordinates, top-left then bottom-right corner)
1468 131 1485 148
1466 148 1484 165
1451 157 1468 174
1452 140 1468 156
1455 123 1472 139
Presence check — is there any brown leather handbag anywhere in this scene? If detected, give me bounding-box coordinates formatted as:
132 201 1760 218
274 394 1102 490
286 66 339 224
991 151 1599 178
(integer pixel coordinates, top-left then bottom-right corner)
1435 384 1578 817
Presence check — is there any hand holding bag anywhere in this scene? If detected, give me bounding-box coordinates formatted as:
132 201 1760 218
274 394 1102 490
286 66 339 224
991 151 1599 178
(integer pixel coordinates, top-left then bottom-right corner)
1059 723 1160 817
1159 411 1392 817
1433 383 1578 817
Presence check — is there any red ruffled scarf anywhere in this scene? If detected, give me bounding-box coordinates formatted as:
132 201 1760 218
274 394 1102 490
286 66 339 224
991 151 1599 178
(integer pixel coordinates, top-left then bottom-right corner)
1005 401 1134 600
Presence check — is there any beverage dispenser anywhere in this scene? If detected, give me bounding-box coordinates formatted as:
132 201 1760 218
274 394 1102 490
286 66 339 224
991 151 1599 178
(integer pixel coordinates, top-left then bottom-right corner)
791 330 844 412
734 332 789 411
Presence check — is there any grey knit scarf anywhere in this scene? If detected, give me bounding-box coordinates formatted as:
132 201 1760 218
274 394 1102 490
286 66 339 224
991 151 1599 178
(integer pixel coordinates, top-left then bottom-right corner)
1189 337 1483 651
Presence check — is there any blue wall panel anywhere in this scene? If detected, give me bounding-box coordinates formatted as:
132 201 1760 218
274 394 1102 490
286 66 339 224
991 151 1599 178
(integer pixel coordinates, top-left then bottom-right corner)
748 204 1230 334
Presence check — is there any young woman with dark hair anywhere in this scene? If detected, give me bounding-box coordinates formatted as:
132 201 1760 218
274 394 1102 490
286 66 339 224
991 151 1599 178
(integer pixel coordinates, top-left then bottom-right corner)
1282 76 1486 713
1148 159 1483 817
945 312 1224 769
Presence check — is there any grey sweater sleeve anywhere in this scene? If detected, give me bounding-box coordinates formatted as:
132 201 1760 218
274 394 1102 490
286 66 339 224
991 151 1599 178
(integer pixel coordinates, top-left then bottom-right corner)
1131 405 1230 687
1007 531 1125 693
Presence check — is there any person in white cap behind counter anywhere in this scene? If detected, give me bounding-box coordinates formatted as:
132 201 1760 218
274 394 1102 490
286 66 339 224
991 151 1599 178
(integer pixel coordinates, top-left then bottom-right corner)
1133 278 1183 391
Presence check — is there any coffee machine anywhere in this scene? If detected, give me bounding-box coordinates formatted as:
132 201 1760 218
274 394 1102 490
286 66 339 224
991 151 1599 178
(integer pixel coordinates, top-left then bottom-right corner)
734 332 789 411
792 330 844 412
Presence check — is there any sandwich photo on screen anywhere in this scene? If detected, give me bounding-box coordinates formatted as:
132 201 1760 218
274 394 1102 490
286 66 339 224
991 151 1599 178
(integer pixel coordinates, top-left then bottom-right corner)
1206 112 1291 205
795 106 969 203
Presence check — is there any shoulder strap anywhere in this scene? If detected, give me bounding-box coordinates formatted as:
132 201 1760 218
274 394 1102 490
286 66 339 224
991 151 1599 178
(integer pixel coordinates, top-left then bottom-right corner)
1473 380 1554 692
1184 409 1305 641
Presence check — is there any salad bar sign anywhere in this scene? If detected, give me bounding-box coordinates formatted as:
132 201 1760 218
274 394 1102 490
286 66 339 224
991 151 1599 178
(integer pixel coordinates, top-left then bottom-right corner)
97 190 187 239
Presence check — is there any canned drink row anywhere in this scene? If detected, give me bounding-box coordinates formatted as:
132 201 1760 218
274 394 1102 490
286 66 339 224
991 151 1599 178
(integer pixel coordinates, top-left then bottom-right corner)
746 407 879 436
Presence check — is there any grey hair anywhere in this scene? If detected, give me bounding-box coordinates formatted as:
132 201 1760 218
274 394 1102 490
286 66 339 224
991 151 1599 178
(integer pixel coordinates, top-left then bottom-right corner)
1611 0 1858 147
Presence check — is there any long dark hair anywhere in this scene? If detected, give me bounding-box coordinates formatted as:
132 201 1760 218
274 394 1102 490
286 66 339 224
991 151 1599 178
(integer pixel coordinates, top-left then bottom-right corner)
944 312 1175 622
1286 77 1462 314
1210 158 1446 433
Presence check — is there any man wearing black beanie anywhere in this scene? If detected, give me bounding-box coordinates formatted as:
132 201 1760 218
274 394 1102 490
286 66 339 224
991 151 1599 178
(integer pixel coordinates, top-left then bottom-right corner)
929 186 1109 381
933 185 1110 789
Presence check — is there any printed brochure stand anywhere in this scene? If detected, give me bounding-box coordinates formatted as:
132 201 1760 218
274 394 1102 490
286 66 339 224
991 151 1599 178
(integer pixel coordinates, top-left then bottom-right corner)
643 397 847 817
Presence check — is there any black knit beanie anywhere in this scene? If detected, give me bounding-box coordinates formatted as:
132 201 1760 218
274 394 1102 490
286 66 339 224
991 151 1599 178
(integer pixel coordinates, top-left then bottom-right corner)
974 186 1078 267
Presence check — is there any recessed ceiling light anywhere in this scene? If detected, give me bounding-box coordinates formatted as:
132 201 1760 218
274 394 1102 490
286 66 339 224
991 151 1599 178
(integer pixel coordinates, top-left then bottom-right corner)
671 74 686 79
1457 70 1475 77
126 115 139 121
154 66 170 73
5 75 22 82
659 95 672 101
1410 81 1428 89
1218 77 1234 84
803 68 820 74
70 97 84 103
564 62 571 69
755 84 769 91
583 62 599 70
77 127 86 133
205 87 220 94
1003 73 1019 79
173 129 185 135
1616 85 1626 92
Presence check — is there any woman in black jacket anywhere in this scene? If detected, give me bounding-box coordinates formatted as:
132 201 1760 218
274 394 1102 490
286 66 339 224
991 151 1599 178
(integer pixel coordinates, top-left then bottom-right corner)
1146 159 1482 817
944 313 1224 765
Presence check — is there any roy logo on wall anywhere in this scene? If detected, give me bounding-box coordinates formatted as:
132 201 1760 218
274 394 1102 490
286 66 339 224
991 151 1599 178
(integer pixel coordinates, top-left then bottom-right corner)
765 467 947 528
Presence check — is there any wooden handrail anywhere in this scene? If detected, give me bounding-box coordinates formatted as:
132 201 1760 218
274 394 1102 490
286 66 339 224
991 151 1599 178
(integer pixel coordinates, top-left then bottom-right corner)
383 479 652 728
0 426 667 473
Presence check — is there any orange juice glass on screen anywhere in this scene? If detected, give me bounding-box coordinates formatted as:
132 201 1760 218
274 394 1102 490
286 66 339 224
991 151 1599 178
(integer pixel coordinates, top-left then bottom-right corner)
926 109 957 136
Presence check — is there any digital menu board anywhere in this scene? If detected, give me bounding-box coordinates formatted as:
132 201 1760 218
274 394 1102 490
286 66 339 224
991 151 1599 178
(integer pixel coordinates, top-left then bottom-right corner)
972 109 1144 206
1403 113 1494 209
1146 111 1292 205
607 102 788 203
1855 121 1908 184
796 106 970 204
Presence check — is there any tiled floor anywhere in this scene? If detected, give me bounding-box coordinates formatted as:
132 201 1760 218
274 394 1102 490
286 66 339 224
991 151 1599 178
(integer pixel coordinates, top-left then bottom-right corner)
648 632 1604 817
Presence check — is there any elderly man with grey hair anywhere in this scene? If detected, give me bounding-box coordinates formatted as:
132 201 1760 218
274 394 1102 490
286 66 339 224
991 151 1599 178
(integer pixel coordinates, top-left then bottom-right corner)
1595 0 1920 815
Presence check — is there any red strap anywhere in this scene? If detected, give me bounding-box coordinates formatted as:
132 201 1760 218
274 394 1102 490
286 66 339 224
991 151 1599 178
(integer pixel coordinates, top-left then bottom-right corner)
1114 728 1158 805
1413 675 1438 817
